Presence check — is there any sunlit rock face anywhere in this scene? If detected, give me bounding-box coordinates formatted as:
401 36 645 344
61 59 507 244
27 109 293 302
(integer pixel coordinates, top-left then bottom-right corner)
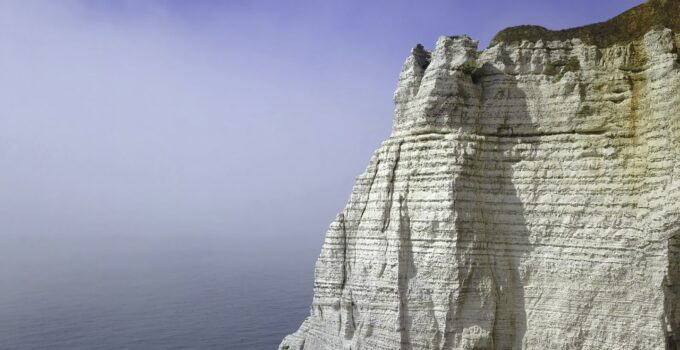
280 10 680 350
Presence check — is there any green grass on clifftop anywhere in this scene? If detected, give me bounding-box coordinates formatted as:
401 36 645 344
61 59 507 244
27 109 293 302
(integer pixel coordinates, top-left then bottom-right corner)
490 0 680 47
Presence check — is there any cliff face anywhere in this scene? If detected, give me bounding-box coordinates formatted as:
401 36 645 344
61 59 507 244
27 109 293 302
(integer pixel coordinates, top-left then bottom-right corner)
281 5 680 350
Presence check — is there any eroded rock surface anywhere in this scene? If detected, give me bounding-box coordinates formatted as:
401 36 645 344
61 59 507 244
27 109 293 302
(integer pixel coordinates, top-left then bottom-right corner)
280 6 680 350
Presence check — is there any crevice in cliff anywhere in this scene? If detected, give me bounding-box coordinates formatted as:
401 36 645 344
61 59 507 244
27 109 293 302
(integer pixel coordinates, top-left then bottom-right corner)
339 213 348 291
337 212 357 344
397 190 414 350
382 142 403 233
665 227 680 350
627 73 648 140
341 293 356 341
440 289 455 350
357 159 381 225
411 44 432 97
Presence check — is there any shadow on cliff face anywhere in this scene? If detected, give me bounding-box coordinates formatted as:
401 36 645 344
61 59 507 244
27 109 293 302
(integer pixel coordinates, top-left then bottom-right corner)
667 223 680 350
443 64 535 350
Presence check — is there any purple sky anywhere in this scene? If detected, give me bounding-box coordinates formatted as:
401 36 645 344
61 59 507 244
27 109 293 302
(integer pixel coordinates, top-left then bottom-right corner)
0 0 643 268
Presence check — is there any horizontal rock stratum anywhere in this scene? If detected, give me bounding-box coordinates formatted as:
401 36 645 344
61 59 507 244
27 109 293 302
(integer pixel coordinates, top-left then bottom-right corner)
280 1 680 349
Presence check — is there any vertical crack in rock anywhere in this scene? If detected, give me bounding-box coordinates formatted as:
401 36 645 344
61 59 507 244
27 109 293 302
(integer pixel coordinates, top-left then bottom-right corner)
338 213 357 343
666 226 680 349
411 44 432 96
395 45 432 129
383 142 403 233
397 188 414 350
627 74 646 141
339 214 348 291
357 159 381 225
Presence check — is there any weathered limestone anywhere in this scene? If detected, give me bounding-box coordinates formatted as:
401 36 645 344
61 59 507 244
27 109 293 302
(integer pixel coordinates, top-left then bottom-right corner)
280 12 680 350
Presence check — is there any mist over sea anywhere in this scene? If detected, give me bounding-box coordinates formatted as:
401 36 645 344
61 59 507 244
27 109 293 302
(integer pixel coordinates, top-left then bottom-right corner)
0 234 313 350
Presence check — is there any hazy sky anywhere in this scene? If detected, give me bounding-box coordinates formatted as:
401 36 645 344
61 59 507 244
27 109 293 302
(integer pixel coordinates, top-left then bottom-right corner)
1 0 643 267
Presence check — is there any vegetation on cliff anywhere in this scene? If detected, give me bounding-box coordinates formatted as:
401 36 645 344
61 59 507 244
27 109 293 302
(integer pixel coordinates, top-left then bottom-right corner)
491 0 680 47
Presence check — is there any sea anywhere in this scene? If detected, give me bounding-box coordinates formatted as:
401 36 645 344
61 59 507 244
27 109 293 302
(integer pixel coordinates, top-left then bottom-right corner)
0 234 315 350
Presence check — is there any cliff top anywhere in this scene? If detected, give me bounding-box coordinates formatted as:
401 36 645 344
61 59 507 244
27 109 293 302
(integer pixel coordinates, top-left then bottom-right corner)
490 0 680 47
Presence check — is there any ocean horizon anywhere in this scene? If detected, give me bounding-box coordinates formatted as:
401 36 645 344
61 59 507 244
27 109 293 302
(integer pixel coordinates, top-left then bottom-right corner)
0 234 313 350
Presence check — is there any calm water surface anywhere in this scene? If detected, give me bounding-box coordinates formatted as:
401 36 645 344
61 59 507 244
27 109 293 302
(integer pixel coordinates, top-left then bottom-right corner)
0 234 314 349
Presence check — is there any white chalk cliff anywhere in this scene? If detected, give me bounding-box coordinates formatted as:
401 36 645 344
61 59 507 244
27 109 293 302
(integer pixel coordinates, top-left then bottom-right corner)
281 1 680 349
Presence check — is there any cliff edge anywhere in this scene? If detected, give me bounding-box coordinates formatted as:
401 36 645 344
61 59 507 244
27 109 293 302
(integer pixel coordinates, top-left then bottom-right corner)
281 1 680 349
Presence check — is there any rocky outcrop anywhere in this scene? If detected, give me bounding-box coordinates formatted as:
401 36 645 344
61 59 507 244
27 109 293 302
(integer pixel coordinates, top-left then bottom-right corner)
280 2 680 349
